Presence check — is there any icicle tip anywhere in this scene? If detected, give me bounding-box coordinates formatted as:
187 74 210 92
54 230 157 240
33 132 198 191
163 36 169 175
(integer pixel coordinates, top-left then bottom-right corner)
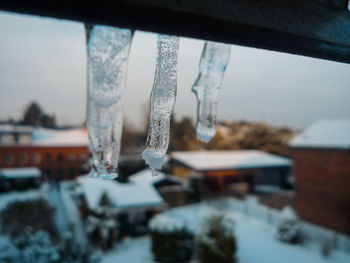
142 148 164 174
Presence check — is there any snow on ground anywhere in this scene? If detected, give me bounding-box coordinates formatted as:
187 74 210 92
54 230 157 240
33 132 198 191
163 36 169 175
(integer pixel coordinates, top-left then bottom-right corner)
102 202 350 263
102 236 153 263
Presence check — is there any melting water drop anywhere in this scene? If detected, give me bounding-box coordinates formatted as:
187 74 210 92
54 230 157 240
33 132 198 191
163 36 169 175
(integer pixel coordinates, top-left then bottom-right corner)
86 24 132 179
192 41 230 143
142 34 180 175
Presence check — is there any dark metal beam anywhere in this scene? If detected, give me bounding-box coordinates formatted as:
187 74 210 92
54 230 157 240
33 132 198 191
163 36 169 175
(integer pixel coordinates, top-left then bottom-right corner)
1 0 350 63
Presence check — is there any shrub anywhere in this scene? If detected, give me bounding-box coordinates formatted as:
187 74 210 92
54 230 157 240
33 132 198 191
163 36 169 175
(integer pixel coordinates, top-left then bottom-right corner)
150 215 195 262
277 219 303 244
198 214 237 263
277 206 303 244
0 235 20 263
14 230 60 263
0 199 57 239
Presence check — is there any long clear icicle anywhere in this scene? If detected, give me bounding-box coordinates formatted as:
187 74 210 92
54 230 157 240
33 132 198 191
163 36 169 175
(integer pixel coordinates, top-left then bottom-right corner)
192 41 230 143
86 24 132 179
142 34 179 174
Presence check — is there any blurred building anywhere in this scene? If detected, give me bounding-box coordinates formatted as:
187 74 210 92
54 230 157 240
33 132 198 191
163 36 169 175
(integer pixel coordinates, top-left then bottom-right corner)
78 174 165 240
289 119 350 235
168 150 292 197
0 124 90 181
129 169 190 206
0 167 41 191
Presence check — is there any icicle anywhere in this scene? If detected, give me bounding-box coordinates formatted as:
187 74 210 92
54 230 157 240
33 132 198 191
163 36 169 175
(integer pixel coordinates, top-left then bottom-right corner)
142 34 180 175
85 24 132 179
192 41 230 143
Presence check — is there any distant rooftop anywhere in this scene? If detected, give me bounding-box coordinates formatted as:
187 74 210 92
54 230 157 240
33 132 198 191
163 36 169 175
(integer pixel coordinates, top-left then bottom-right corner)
0 124 32 134
289 119 350 149
170 150 291 171
0 124 89 147
0 167 41 179
33 128 89 147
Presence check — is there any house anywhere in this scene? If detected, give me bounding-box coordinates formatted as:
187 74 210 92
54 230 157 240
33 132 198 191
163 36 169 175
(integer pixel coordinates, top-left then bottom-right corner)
78 175 165 239
0 124 90 181
0 167 41 191
169 150 292 196
289 119 350 235
129 169 191 206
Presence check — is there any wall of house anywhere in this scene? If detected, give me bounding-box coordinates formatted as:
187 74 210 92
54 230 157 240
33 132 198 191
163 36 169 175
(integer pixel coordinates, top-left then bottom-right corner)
0 145 90 181
171 165 193 180
290 148 350 235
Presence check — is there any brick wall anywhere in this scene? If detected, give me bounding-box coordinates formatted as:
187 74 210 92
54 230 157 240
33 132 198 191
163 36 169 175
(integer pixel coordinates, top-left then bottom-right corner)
290 148 350 235
0 145 90 181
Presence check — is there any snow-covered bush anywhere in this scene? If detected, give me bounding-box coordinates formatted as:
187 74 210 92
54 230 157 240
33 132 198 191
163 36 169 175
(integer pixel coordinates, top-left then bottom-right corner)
198 214 237 263
0 199 57 239
14 230 60 263
0 235 20 263
150 214 195 262
277 207 303 244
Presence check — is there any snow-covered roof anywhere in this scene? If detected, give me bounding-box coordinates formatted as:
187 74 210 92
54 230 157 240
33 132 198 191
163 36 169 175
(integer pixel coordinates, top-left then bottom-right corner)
0 190 42 211
32 128 89 147
129 169 168 184
129 169 186 186
0 167 41 179
0 124 33 134
78 175 164 210
289 119 350 149
170 150 291 171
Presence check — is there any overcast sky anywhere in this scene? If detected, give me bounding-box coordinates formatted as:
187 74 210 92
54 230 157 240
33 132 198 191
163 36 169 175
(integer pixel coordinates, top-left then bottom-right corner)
0 11 350 130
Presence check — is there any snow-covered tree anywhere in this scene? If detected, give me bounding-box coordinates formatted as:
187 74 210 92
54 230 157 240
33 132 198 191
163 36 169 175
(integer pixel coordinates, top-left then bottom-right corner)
277 206 303 244
198 214 237 263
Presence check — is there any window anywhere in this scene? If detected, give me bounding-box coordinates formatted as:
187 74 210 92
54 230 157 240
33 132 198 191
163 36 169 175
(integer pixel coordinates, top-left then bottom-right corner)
57 154 64 162
18 134 32 144
45 154 51 163
68 153 76 161
79 152 87 161
57 168 64 177
31 153 41 164
17 153 28 165
69 167 75 177
1 134 14 144
4 154 14 165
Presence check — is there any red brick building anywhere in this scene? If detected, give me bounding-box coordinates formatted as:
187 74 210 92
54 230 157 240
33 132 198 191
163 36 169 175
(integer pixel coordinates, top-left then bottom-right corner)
289 119 350 235
0 125 90 181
